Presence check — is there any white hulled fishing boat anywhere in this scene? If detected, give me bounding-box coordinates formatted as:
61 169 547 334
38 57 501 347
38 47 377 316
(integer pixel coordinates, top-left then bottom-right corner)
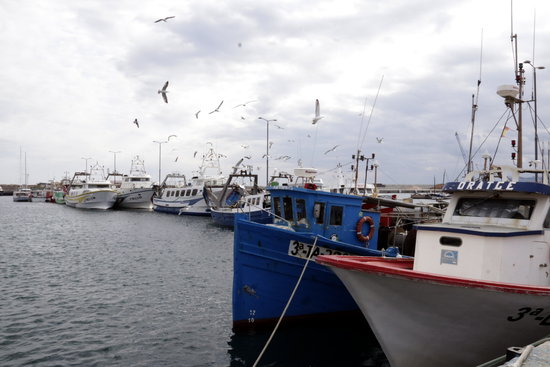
153 143 226 216
317 64 550 366
111 156 155 210
65 164 117 210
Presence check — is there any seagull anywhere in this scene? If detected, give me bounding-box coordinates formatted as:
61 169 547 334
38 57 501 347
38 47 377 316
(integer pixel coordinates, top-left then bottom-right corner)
269 141 274 149
288 139 295 143
168 134 177 141
195 110 201 119
175 156 179 162
209 100 224 114
133 118 139 128
324 145 339 154
158 81 169 103
312 99 324 124
274 124 284 129
154 16 175 23
376 137 384 143
193 151 198 158
241 116 246 120
233 100 257 108
244 155 251 159
262 154 270 159
241 144 249 149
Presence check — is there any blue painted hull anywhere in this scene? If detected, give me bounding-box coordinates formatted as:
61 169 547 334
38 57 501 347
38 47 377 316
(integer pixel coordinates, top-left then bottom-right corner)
211 209 272 228
233 217 386 330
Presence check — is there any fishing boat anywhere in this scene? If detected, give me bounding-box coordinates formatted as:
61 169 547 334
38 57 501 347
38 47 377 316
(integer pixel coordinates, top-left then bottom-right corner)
317 75 550 366
111 156 155 210
153 144 226 216
65 164 117 210
206 159 271 227
13 150 32 202
232 167 443 331
12 187 32 202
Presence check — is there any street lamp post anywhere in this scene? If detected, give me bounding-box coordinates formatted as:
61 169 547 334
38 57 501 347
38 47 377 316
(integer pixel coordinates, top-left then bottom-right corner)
81 157 92 174
153 140 168 184
258 117 277 185
524 60 545 172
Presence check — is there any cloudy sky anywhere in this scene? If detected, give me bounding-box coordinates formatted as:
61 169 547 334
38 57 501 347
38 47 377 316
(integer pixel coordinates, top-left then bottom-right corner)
1 0 549 187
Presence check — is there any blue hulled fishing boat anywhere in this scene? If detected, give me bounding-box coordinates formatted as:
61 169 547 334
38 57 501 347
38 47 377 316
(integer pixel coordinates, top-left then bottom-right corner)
232 168 443 331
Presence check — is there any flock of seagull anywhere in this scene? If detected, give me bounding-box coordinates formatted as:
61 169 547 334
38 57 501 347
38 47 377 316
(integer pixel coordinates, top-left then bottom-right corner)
131 15 353 168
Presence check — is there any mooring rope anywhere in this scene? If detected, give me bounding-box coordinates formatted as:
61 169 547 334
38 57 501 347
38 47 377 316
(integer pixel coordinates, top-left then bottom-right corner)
252 235 320 367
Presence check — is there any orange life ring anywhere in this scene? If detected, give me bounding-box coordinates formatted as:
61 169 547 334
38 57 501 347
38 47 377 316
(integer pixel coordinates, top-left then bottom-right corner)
356 216 375 242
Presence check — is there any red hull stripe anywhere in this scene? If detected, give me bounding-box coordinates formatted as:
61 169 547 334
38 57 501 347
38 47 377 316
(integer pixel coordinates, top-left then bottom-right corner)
316 256 550 295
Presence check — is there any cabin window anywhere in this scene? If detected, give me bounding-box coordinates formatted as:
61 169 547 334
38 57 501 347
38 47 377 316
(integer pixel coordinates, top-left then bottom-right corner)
273 197 281 217
454 198 535 219
174 190 179 197
296 199 307 224
283 197 293 220
439 236 462 247
313 202 325 224
192 189 198 196
329 206 344 226
186 190 191 197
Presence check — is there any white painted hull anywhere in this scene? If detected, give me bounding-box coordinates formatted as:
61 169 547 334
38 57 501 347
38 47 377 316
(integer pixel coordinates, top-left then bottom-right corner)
320 257 550 367
115 188 154 209
65 190 117 210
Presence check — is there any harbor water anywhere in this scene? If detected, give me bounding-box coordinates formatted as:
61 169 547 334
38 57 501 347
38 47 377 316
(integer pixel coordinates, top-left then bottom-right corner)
0 196 388 366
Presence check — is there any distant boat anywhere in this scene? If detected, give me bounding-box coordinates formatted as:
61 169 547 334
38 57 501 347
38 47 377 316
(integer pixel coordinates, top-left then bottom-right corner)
206 161 271 227
65 164 117 210
110 155 155 210
13 150 32 202
153 144 226 216
13 187 32 202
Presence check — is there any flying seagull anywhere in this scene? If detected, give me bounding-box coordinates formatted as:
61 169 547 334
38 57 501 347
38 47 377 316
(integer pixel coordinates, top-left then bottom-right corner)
376 137 384 143
174 156 179 162
168 134 177 141
195 110 201 119
154 16 175 23
241 144 249 149
274 124 284 129
158 81 169 103
312 99 324 124
233 100 257 108
209 100 224 114
133 118 139 128
193 151 198 158
324 145 339 154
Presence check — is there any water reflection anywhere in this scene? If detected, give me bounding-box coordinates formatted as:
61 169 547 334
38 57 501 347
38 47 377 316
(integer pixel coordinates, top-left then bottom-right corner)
228 318 389 367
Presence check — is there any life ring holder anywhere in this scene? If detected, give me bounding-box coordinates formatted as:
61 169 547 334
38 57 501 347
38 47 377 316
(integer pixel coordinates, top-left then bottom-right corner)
356 216 375 242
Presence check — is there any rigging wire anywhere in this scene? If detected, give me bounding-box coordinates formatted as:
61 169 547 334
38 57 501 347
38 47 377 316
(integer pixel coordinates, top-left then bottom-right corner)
359 75 384 150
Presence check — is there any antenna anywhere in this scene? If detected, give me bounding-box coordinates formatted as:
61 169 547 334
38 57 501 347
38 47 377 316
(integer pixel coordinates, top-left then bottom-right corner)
467 29 483 173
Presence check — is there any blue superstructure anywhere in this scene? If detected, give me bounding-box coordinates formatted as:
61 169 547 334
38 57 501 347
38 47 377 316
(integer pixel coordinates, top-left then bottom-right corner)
232 184 419 331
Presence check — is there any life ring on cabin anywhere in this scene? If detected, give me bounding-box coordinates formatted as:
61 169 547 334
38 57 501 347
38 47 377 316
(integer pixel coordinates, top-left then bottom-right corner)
356 216 375 242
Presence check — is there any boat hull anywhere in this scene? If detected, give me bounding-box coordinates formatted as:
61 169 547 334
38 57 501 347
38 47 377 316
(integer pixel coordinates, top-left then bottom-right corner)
211 208 272 227
65 190 117 210
115 188 154 210
152 197 211 216
318 256 550 367
233 217 385 331
13 196 32 202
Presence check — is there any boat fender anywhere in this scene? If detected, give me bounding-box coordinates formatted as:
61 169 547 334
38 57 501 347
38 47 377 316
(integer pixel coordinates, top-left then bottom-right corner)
356 216 375 242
